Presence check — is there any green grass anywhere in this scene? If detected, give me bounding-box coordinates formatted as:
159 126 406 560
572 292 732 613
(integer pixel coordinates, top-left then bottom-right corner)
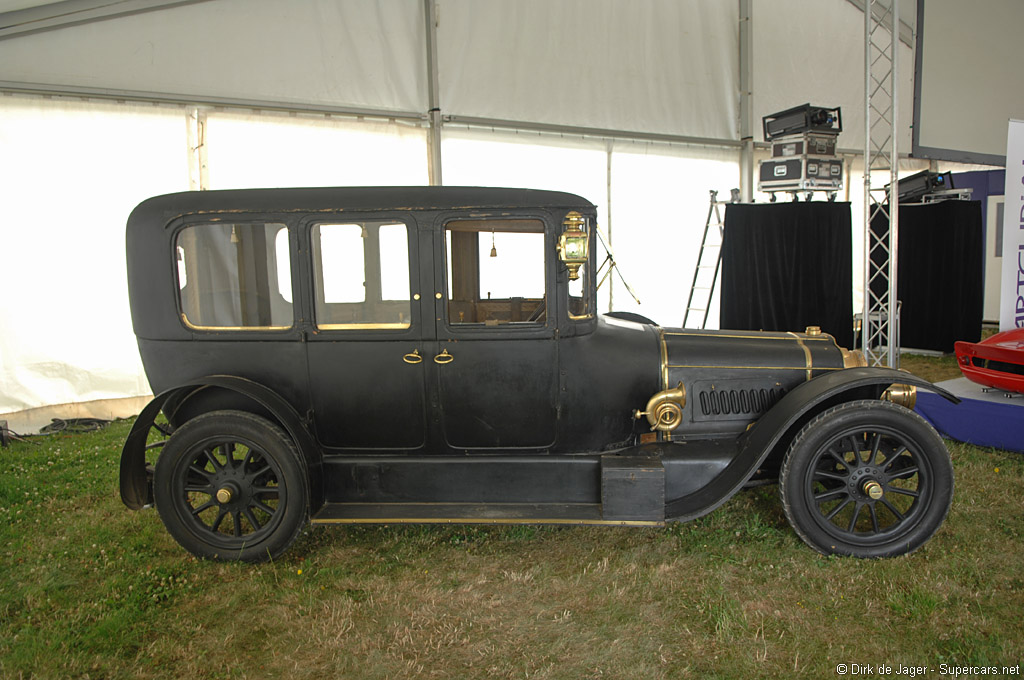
899 353 964 384
2 378 1023 678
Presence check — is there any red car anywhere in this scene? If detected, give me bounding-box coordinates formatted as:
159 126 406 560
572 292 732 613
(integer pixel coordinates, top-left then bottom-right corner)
955 328 1024 394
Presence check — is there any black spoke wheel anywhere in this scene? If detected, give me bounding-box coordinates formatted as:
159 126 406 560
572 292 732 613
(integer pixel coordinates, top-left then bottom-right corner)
779 400 953 558
154 410 308 562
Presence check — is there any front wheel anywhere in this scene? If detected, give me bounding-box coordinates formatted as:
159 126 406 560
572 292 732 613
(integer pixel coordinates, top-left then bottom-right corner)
154 410 308 561
779 400 953 558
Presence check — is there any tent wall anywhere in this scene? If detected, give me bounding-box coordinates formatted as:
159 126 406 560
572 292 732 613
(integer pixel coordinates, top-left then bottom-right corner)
0 95 187 417
202 110 429 189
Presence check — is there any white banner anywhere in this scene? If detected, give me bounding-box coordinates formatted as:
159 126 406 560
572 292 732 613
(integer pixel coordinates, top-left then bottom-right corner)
1001 120 1024 330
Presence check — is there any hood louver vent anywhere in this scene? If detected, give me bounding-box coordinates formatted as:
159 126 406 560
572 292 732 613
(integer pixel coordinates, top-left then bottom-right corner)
693 381 786 421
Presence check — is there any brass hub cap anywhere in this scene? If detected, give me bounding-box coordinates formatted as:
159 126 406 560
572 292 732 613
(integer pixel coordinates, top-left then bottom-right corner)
849 467 883 499
862 480 884 500
216 486 235 504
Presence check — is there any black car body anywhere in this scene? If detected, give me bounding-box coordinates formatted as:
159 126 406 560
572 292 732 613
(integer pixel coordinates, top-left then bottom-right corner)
120 186 957 561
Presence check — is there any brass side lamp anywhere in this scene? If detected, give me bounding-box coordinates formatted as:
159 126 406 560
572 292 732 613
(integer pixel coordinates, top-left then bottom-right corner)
558 211 589 280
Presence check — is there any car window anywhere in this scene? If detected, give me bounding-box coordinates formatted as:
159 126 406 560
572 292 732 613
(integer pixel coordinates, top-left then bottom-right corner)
568 258 593 320
176 222 292 329
445 219 546 325
313 221 411 329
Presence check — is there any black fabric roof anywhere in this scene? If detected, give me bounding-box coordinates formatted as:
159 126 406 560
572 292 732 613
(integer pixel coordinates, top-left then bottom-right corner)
130 186 595 225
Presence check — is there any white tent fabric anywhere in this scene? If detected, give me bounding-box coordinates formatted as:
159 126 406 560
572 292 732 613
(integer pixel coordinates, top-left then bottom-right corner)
0 0 912 150
202 110 429 189
439 0 739 140
0 0 745 142
0 0 427 114
0 95 186 418
442 128 610 224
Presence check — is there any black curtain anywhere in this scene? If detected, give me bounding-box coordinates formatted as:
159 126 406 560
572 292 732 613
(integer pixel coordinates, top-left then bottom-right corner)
720 202 853 347
871 201 983 352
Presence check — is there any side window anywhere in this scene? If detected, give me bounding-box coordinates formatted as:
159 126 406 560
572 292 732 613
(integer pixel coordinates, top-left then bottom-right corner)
176 222 292 329
313 222 411 329
445 219 546 325
567 215 595 321
568 263 593 320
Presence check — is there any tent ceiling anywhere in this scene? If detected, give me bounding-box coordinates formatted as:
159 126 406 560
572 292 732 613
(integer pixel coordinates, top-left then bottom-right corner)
0 0 922 152
1 0 915 43
0 0 212 39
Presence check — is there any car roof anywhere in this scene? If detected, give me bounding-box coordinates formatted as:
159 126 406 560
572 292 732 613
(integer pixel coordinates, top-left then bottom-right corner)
129 186 596 225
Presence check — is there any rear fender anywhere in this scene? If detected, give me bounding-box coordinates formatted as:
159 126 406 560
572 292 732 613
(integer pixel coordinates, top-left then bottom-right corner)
119 375 322 512
664 367 958 521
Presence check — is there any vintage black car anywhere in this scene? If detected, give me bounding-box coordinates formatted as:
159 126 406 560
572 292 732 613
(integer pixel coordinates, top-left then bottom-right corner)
120 186 957 561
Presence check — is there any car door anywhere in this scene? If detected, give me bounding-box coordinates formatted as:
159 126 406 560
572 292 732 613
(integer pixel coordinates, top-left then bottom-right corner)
304 216 431 452
429 215 559 451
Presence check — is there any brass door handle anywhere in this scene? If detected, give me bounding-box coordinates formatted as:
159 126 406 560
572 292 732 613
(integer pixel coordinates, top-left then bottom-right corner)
403 350 423 364
434 349 454 364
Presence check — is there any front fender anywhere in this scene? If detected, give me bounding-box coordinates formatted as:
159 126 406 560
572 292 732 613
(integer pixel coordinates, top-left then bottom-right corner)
664 367 958 521
119 375 322 512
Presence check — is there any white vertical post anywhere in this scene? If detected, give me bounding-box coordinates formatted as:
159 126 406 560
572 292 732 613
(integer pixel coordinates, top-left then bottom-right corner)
186 107 208 191
606 142 614 312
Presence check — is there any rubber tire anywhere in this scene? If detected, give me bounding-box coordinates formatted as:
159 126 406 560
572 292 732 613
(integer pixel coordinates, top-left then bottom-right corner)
779 400 953 558
154 410 308 562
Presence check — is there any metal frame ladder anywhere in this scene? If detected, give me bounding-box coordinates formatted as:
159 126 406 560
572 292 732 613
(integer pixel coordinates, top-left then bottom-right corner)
683 190 732 329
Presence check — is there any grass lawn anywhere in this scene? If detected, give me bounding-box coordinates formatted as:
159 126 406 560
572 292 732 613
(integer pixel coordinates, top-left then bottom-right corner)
2 354 1022 679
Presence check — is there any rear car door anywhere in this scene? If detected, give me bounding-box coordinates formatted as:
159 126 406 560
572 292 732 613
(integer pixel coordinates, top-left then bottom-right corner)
304 216 430 451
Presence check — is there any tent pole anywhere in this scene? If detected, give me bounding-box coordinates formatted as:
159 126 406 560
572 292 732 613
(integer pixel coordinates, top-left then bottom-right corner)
606 142 614 312
738 0 753 203
424 0 443 186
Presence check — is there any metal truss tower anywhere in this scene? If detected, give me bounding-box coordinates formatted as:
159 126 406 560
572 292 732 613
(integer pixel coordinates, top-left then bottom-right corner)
862 0 900 367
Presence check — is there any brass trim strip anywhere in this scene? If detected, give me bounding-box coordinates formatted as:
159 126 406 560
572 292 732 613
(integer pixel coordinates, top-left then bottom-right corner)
311 517 664 527
666 364 842 371
662 331 835 341
317 322 412 330
658 327 669 390
789 331 814 381
181 314 292 332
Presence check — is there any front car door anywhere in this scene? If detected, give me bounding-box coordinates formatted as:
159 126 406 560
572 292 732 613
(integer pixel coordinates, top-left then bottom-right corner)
430 214 559 451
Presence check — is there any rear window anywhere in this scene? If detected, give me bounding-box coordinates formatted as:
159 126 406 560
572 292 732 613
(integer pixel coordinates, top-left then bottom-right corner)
175 222 292 329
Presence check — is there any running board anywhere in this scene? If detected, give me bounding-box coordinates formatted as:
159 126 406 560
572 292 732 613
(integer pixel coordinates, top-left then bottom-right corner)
311 502 664 527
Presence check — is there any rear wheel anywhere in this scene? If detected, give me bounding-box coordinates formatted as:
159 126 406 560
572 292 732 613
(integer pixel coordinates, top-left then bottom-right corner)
779 400 953 558
154 410 308 561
